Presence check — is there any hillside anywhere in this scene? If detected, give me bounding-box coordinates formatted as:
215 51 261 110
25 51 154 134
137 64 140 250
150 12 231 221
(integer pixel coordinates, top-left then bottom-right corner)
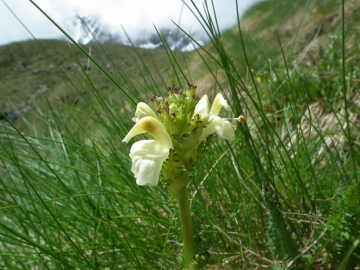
0 39 188 132
1 0 359 134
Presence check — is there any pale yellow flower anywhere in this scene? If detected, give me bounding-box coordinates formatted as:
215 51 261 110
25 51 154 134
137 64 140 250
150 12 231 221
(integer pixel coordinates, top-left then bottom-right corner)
194 93 235 142
123 116 173 186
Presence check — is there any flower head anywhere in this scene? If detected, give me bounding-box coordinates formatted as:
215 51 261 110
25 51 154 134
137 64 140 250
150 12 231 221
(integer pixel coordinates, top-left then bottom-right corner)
123 116 173 186
194 93 235 142
123 84 237 188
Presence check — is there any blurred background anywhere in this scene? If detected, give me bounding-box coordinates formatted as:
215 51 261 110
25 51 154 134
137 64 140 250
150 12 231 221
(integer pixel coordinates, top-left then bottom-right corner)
1 0 258 48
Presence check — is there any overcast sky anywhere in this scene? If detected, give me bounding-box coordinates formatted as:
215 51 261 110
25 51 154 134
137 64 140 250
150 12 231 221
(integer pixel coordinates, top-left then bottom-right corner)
0 0 259 46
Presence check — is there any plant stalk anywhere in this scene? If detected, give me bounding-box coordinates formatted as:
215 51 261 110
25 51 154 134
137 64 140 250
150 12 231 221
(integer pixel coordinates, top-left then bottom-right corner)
176 186 195 269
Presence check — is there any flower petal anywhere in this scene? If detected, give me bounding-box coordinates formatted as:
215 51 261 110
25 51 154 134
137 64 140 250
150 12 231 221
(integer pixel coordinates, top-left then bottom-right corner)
194 94 210 117
210 93 229 116
133 102 158 122
212 116 235 141
199 116 235 142
122 116 173 150
129 140 168 186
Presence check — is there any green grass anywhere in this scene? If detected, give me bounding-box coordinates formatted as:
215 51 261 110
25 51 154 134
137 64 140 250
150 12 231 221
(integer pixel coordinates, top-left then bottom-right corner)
1 0 360 268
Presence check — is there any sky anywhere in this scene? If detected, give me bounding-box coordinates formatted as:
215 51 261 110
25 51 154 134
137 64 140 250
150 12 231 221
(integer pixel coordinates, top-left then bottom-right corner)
0 0 259 46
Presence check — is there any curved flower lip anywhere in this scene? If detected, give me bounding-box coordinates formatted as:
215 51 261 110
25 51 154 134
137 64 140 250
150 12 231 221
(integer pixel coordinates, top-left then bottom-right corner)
133 102 159 123
210 93 229 116
194 94 210 118
123 116 173 150
194 93 235 142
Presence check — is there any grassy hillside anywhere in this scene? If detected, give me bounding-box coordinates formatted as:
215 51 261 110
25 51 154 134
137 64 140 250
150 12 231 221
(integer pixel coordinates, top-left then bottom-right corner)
2 0 359 135
0 0 359 269
0 39 188 132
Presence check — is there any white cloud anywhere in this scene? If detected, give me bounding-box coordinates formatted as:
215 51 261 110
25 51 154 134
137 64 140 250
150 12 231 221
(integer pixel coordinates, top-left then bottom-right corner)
0 0 259 46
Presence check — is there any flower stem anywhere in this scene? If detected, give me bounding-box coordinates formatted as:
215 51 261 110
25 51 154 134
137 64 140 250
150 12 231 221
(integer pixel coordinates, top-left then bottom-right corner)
176 186 195 269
